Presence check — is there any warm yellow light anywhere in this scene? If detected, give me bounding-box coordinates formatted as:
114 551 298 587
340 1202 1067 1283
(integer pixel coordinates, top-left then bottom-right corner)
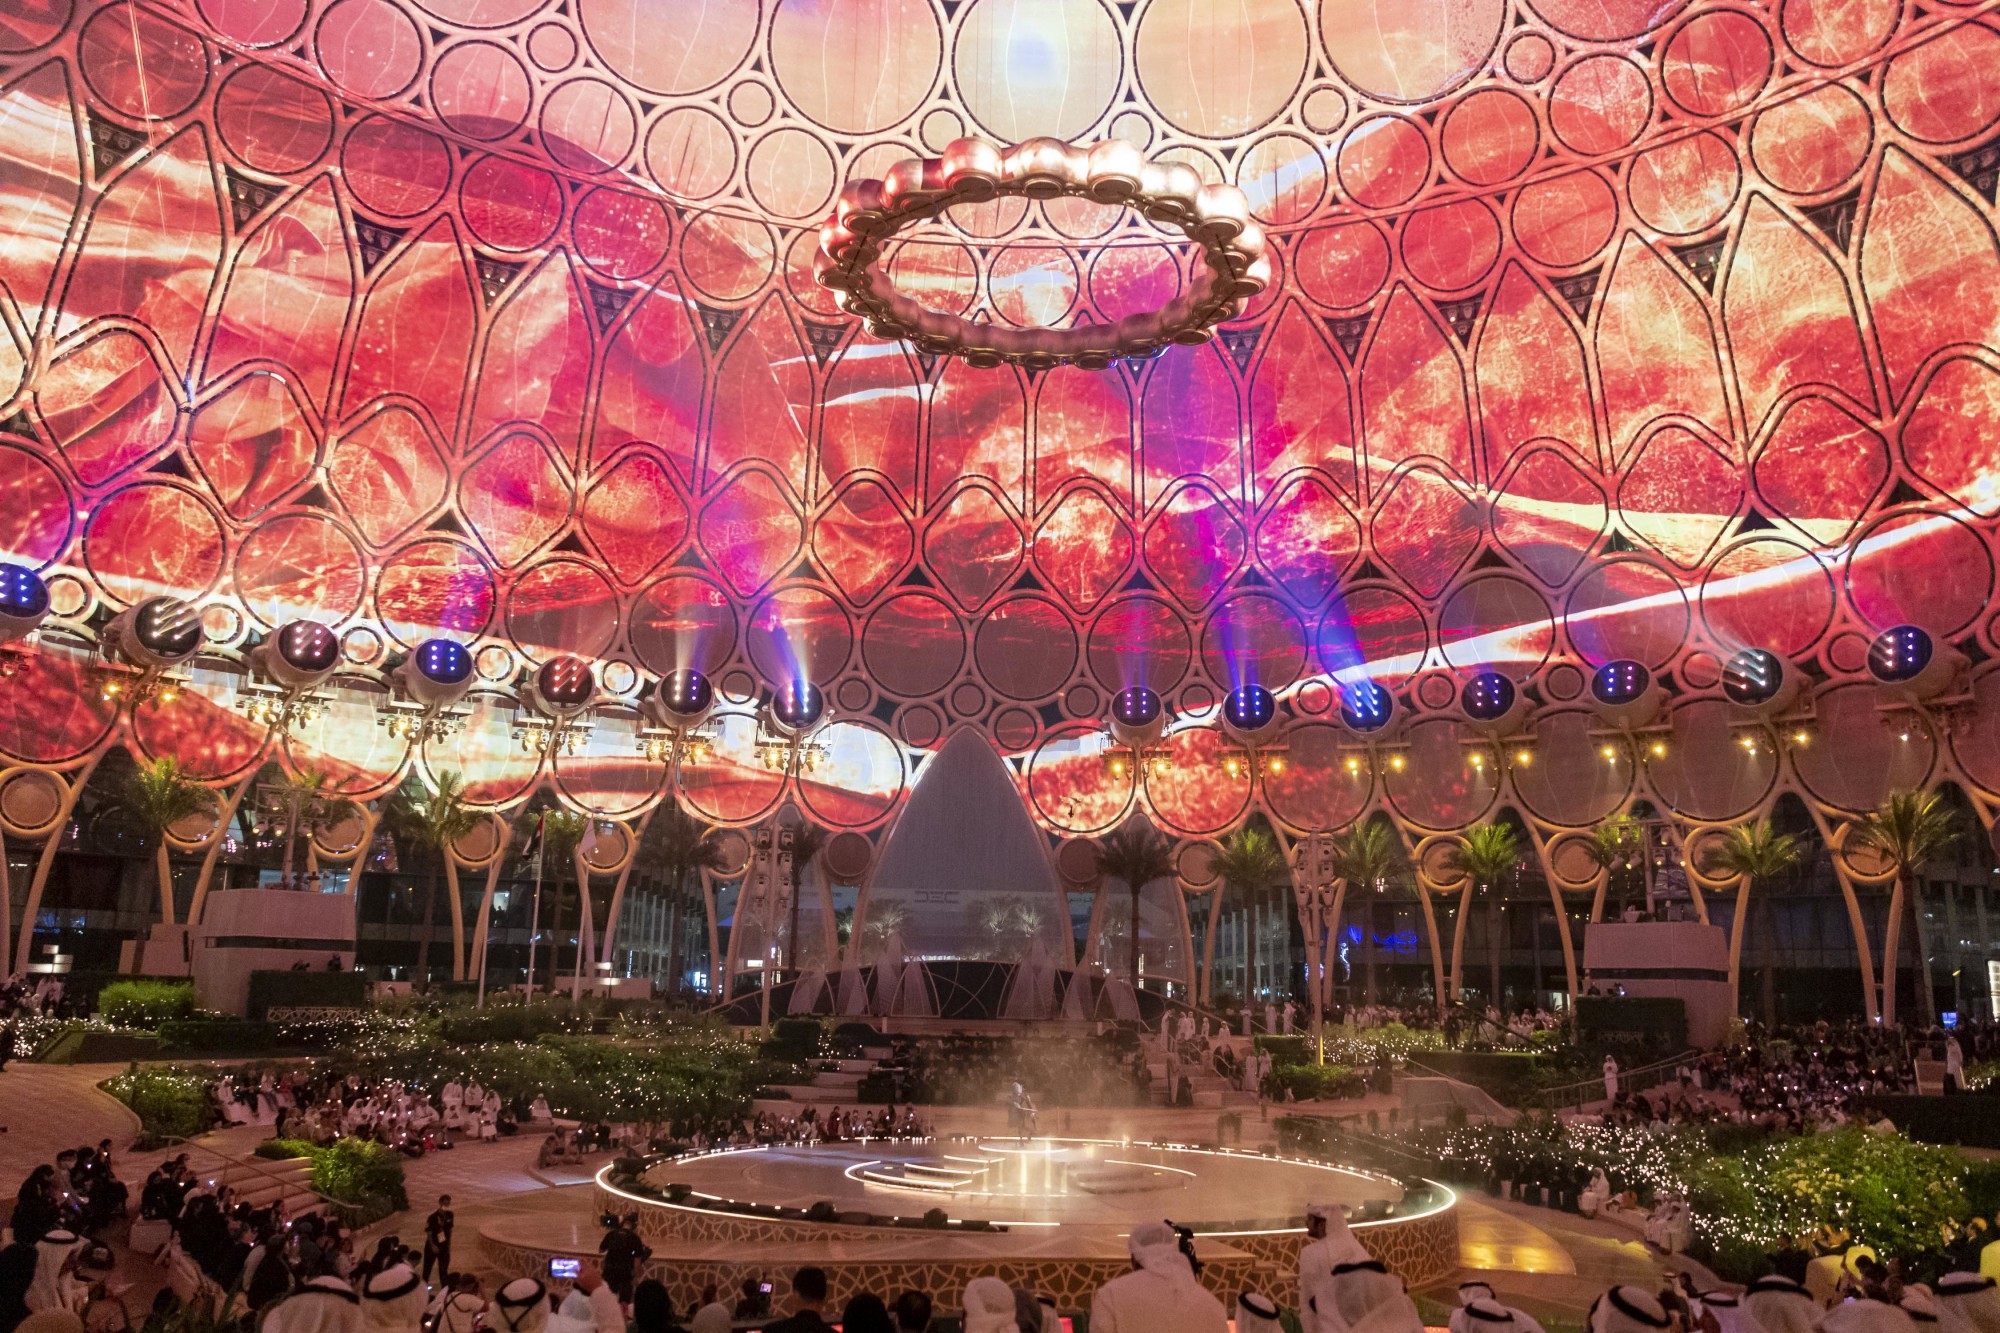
1389 754 1406 771
1344 757 1361 774
1601 745 1616 759
1649 741 1667 757
1515 749 1532 767
1792 730 1810 746
1268 757 1284 774
1224 759 1240 777
1110 759 1127 776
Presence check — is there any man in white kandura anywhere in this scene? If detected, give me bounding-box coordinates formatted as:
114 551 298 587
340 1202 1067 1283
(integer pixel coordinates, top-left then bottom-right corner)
1089 1221 1227 1333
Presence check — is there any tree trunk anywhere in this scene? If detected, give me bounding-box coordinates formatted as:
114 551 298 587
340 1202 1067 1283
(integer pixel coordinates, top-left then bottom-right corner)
1325 881 1348 1019
1907 877 1937 1027
1449 882 1473 999
1363 903 1378 1004
1758 894 1778 1028
1488 896 1502 1008
188 777 254 927
415 865 438 986
1129 880 1141 997
664 871 685 998
1200 888 1222 1006
1727 877 1753 1019
1414 887 1448 1011
1544 882 1579 1006
1880 874 1906 1027
153 842 177 926
14 752 104 976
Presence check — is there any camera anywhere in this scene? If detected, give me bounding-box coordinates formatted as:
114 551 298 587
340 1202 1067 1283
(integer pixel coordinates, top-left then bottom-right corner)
1164 1220 1202 1276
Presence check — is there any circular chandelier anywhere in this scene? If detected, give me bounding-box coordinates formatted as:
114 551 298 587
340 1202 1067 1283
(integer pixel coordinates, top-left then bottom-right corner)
814 137 1270 371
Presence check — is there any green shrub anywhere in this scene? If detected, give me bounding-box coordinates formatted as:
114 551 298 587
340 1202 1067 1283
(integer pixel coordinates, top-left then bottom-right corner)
1403 1118 1984 1282
310 1137 408 1214
156 1017 275 1055
105 1065 212 1142
1270 1062 1363 1100
254 1138 316 1161
97 979 195 1027
1254 1035 1312 1064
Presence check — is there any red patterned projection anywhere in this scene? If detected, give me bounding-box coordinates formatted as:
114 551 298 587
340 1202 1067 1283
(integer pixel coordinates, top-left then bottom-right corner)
1 0 1998 845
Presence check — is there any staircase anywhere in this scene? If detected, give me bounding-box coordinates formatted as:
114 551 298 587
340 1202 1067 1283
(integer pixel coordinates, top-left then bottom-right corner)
1140 1031 1260 1109
759 1046 898 1110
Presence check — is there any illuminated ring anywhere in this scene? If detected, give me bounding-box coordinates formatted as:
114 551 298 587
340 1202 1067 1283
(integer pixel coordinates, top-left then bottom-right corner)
814 137 1270 371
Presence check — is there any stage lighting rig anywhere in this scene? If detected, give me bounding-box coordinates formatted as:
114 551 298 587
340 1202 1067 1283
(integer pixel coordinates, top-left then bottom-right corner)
1866 623 1974 739
1104 686 1172 781
1580 657 1674 768
638 668 719 770
515 655 597 757
242 620 341 733
1718 647 1817 759
1454 669 1538 777
757 679 830 775
381 637 474 744
1217 683 1288 780
0 563 51 675
98 596 201 706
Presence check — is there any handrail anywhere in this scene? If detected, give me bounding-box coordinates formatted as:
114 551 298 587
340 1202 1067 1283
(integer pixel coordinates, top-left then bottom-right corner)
1536 1051 1696 1111
148 1132 344 1212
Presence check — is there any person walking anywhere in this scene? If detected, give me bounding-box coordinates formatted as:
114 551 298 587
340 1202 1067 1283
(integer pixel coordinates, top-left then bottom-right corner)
422 1197 454 1287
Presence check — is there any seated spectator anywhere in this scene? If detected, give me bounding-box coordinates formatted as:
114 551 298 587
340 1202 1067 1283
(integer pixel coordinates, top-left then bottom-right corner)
763 1268 833 1333
891 1290 933 1333
629 1281 681 1333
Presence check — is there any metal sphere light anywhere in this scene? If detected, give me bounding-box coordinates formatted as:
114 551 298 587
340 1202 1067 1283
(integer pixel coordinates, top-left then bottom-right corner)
1461 672 1516 721
1587 657 1665 729
769 678 825 735
257 619 341 691
1338 679 1394 735
1866 623 1964 702
109 596 202 668
1458 669 1526 738
398 636 474 708
531 655 596 719
1590 659 1651 706
1867 625 1932 683
1221 682 1278 746
652 667 715 726
1108 685 1166 748
0 563 51 642
1719 646 1806 717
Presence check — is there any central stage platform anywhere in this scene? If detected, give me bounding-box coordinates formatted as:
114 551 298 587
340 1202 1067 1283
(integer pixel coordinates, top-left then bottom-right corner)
479 1138 1459 1315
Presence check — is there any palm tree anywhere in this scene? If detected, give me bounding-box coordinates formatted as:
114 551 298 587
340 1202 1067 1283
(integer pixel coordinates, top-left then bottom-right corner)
124 757 213 926
1093 817 1176 997
1848 789 1959 1027
784 820 829 974
261 764 358 890
1209 828 1286 1006
1700 819 1804 1018
540 810 587 994
383 770 481 985
1334 820 1404 1012
1583 813 1645 920
1445 822 1521 1003
639 805 726 996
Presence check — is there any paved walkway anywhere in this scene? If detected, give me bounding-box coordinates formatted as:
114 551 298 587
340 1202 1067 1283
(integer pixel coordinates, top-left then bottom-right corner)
0 1067 1700 1327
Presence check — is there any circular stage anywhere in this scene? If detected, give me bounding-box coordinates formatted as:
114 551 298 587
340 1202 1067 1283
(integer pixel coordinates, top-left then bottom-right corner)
480 1139 1459 1315
650 1138 1400 1230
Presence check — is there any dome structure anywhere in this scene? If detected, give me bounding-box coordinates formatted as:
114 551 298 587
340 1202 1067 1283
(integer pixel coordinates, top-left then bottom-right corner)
0 0 1995 927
